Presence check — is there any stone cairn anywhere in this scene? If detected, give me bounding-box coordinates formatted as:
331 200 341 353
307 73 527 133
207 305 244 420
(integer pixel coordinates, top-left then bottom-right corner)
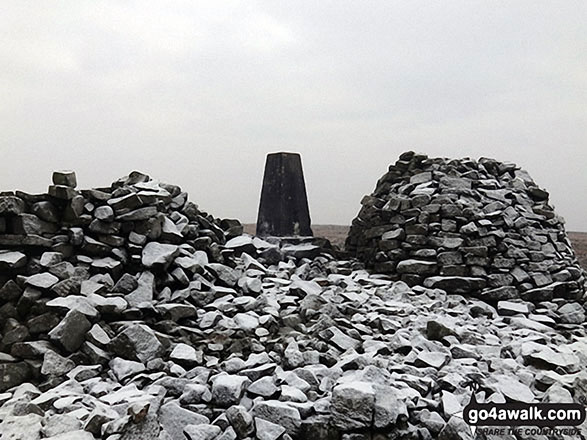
0 168 586 440
346 151 586 304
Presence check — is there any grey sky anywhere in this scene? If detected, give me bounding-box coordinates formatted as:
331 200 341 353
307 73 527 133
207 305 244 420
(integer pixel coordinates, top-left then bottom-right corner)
1 1 586 230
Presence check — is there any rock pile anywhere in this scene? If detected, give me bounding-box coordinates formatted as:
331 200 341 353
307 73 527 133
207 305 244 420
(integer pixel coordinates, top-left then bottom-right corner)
346 152 586 304
1 170 586 440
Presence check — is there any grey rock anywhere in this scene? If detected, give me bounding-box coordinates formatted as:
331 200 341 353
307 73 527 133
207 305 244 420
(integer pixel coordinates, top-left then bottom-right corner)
48 309 91 353
414 351 450 369
426 319 456 340
180 384 212 405
41 414 81 437
0 251 27 269
25 273 59 290
110 357 146 381
0 414 42 440
48 184 78 200
86 324 111 347
282 243 320 260
0 279 22 301
557 302 585 324
397 259 437 275
159 401 209 440
207 263 239 287
141 242 179 269
184 424 221 440
0 362 31 392
52 170 77 188
94 205 114 221
254 417 286 440
0 196 26 215
374 386 408 429
331 381 375 430
233 313 259 331
423 277 486 294
45 430 95 440
110 324 164 363
438 415 473 440
480 286 518 301
169 343 202 368
46 296 99 319
252 400 301 435
226 405 254 438
492 374 535 403
113 273 139 293
497 301 530 316
247 376 279 397
125 271 156 307
212 374 251 407
327 326 360 351
41 351 75 376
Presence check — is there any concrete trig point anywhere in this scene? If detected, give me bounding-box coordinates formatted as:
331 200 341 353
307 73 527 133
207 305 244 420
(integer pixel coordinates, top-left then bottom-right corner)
256 152 313 237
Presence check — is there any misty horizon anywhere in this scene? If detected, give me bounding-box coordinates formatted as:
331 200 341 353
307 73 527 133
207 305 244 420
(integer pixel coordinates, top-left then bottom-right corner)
1 2 585 231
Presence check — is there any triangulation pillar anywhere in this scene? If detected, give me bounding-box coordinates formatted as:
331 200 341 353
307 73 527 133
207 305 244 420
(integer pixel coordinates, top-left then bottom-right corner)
256 152 313 237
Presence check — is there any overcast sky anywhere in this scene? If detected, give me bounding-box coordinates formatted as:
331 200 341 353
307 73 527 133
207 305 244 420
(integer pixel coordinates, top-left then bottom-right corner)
1 1 585 231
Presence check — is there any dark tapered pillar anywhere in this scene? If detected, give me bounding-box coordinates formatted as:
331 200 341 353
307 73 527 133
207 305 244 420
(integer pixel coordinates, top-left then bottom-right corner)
256 152 313 237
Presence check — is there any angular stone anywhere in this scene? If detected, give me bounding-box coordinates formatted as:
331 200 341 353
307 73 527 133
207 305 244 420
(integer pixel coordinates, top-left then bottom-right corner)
331 381 375 430
438 415 473 440
423 277 486 294
0 251 27 269
41 414 82 437
282 243 321 259
0 362 31 392
41 350 75 376
180 384 212 405
48 185 78 200
94 205 114 222
52 170 77 188
0 280 22 301
0 196 26 215
248 376 279 397
327 326 360 351
13 213 58 235
252 400 301 435
48 309 91 353
226 405 254 438
184 424 221 440
397 259 437 275
125 270 155 307
110 324 164 363
497 301 530 316
207 263 239 287
255 417 286 440
26 273 59 290
141 242 179 269
0 414 43 440
557 303 585 324
46 296 99 319
212 374 251 407
169 343 202 368
374 386 408 429
110 357 146 381
492 374 535 403
426 319 456 341
480 286 518 301
159 401 209 440
414 351 450 369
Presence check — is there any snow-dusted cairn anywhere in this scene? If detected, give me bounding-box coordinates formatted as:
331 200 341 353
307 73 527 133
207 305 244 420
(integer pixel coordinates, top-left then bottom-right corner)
1 169 586 440
346 151 586 303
